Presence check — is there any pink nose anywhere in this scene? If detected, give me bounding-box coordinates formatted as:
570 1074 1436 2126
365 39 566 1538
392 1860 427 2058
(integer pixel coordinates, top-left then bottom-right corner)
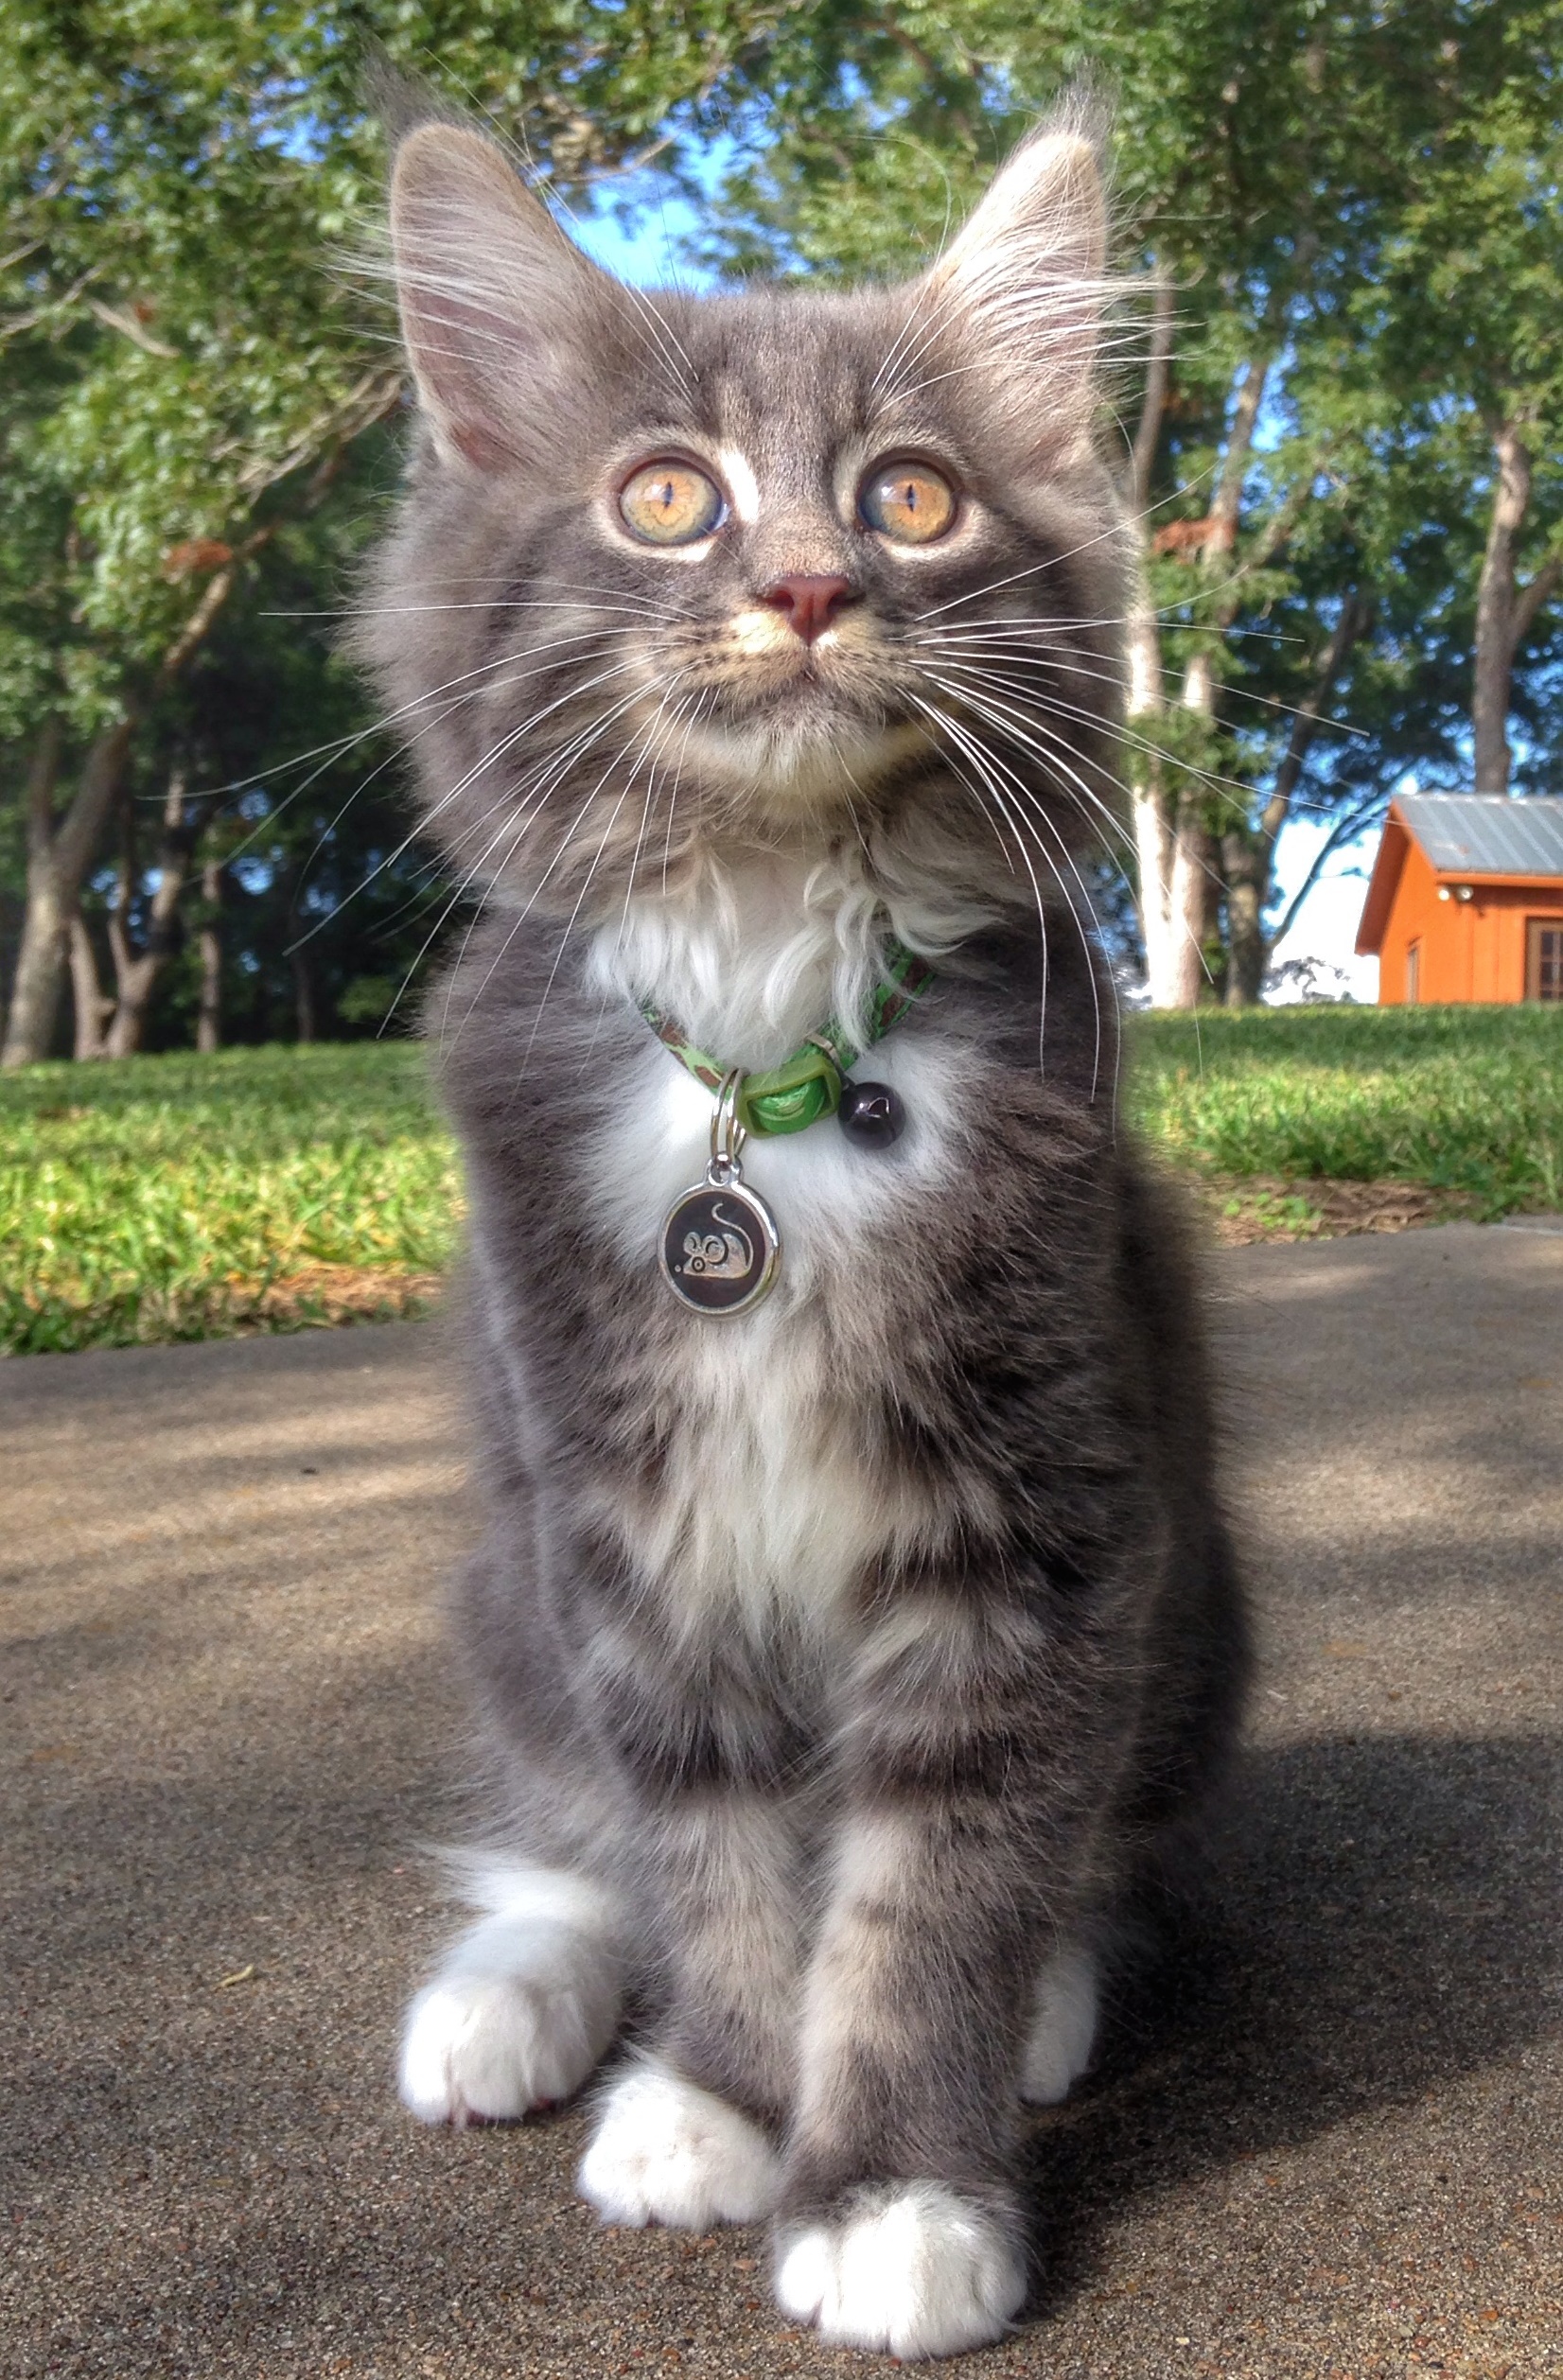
760 574 855 645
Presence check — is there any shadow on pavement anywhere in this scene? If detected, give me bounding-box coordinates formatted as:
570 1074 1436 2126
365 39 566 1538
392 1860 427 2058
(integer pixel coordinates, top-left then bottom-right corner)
1030 1724 1559 2309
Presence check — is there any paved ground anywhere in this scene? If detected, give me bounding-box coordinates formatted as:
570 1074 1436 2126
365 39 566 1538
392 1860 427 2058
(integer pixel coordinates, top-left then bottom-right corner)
4 1223 1560 2380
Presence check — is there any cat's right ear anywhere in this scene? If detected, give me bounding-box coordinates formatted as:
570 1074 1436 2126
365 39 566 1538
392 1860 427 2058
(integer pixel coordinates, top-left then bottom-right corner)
919 119 1111 458
389 125 609 471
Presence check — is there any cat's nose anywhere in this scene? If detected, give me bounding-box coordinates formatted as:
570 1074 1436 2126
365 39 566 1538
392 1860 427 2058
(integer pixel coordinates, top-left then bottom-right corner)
760 574 856 645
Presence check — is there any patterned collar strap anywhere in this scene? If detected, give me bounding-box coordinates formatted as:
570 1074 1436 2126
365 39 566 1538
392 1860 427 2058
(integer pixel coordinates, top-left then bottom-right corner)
639 937 935 1137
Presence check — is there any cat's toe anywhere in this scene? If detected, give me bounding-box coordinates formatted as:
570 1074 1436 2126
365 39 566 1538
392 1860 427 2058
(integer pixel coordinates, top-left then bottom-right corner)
1020 1940 1099 2106
398 1963 615 2126
577 2057 782 2228
774 2182 1026 2359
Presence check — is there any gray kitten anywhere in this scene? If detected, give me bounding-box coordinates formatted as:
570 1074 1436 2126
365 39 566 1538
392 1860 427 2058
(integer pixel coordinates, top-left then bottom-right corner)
360 96 1247 2361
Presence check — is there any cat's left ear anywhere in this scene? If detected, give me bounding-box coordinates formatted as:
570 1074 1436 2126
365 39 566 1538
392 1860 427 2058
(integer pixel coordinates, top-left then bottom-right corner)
923 123 1109 439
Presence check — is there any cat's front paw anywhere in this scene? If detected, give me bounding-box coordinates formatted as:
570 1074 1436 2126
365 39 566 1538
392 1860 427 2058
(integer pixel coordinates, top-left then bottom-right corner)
774 2182 1026 2359
399 1922 621 2126
398 1967 606 2125
577 2057 782 2227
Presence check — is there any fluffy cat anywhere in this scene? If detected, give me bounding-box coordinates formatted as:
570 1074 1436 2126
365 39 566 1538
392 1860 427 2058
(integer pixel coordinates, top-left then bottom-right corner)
360 92 1247 2362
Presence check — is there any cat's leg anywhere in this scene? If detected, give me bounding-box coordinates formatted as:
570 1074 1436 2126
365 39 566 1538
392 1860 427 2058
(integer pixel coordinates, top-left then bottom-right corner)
1019 1938 1099 2107
399 1862 624 2126
576 1794 798 2231
773 1809 1031 2358
773 1597 1120 2359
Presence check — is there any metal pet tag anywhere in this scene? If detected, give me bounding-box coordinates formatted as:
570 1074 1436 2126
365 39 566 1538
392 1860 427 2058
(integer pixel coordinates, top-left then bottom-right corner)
660 1167 781 1316
659 1066 781 1317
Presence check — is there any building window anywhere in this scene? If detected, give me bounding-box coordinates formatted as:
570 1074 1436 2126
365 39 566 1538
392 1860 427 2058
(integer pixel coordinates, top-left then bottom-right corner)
1406 941 1420 1004
1526 919 1563 1002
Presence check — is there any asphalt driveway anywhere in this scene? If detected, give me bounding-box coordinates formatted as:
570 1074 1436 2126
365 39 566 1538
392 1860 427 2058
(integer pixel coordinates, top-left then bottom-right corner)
4 1222 1560 2377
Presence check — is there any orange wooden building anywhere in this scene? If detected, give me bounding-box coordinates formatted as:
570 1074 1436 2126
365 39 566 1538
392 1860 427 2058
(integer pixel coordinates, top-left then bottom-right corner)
1356 794 1563 1004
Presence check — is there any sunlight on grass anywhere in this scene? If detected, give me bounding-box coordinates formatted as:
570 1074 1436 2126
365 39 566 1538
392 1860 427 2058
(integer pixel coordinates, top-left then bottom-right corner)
2 1043 460 1356
5 1006 1561 1354
1130 1005 1563 1210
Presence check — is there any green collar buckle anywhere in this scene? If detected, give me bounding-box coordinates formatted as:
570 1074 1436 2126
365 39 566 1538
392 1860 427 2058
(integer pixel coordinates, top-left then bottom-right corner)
734 1041 844 1136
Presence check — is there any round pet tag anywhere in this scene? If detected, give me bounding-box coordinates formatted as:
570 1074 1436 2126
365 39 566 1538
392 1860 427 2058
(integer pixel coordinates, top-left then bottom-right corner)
660 1172 781 1316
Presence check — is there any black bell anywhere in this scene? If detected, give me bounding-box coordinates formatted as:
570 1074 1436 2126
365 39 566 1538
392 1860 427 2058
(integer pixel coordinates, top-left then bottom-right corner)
838 1079 905 1149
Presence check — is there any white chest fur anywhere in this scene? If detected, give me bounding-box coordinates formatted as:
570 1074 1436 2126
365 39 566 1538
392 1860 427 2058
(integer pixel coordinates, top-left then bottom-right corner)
581 866 974 1636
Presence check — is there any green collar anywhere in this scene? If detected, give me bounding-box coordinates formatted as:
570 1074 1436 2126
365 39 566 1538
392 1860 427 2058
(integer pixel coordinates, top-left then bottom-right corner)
639 938 935 1137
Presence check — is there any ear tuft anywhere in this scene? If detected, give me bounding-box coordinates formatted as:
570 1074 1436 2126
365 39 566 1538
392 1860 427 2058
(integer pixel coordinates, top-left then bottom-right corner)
389 123 606 470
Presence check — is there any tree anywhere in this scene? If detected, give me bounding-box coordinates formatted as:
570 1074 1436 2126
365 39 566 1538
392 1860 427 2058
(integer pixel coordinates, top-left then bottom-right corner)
0 0 815 1063
1353 4 1563 796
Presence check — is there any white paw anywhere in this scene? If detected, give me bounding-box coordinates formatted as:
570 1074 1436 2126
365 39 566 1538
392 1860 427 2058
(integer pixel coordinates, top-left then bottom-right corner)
398 1871 622 2126
774 2182 1026 2359
1021 1941 1099 2107
577 2058 782 2228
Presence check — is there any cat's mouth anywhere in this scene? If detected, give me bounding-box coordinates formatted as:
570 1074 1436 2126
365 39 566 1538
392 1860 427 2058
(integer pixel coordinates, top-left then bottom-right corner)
622 611 930 812
683 623 910 726
670 699 928 816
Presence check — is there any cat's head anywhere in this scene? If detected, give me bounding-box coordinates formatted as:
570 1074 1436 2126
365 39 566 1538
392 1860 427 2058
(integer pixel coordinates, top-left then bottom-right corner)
360 102 1127 920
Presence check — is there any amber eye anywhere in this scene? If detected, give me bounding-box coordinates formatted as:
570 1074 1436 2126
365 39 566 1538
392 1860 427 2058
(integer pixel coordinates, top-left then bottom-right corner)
619 459 725 546
859 461 957 545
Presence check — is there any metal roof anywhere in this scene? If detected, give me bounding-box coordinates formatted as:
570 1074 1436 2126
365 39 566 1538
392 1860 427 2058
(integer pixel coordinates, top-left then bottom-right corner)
1397 793 1563 877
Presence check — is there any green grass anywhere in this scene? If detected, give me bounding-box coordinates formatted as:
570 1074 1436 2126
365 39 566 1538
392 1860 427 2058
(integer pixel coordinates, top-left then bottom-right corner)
1127 1003 1563 1210
1 1042 460 1356
4 1004 1560 1354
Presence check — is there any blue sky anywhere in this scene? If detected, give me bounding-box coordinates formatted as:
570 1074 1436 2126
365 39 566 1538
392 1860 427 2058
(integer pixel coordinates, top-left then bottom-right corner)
1268 820 1379 998
573 191 1382 998
570 175 711 286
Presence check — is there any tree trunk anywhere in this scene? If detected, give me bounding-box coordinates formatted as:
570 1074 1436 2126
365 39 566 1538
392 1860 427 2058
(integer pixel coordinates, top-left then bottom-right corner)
1221 833 1269 1006
1141 350 1277 1008
3 555 253 1068
197 860 223 1053
290 945 316 1043
1219 592 1369 1006
104 767 199 1058
1473 423 1531 794
1127 570 1173 1000
68 913 113 1059
1472 421 1563 795
1121 274 1210 1007
1165 815 1210 1006
2 721 67 1068
1 714 135 1065
1133 352 1273 1009
1199 354 1272 569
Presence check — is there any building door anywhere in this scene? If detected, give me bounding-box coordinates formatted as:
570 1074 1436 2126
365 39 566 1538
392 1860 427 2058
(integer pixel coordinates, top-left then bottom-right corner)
1406 941 1420 1004
1525 919 1563 1002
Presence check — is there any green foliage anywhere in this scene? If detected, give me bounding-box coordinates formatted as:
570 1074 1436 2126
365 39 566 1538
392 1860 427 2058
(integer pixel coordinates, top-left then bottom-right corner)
0 0 825 1044
1130 1003 1563 1209
0 0 786 679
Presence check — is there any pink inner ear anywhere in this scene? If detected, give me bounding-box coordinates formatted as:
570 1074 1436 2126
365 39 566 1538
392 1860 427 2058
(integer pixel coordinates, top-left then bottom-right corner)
447 410 516 474
398 276 521 468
